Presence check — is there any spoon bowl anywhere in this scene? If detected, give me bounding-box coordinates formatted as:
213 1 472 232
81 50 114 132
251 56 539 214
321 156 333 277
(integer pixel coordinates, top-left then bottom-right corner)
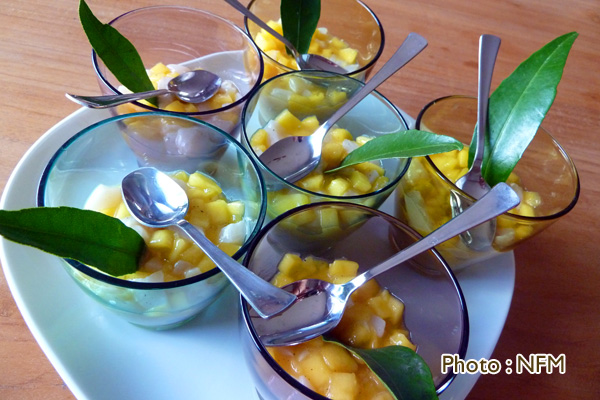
251 182 519 346
66 69 222 109
121 167 296 319
259 33 428 182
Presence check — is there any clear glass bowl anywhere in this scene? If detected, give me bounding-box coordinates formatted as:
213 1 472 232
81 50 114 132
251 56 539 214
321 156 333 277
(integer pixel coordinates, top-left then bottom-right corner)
395 95 580 270
93 6 264 135
240 202 468 399
244 0 384 81
37 112 267 329
240 70 410 221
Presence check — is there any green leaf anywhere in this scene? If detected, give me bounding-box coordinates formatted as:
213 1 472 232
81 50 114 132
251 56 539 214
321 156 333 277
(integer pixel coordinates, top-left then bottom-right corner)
324 338 438 400
79 0 157 106
280 0 321 55
0 207 144 277
479 31 578 186
327 130 463 172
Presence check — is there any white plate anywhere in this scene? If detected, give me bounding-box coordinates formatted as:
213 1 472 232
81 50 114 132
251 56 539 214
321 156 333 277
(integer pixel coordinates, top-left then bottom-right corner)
0 108 514 400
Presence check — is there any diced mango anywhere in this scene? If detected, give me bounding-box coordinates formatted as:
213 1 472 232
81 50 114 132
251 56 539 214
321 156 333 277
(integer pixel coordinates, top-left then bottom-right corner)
148 229 174 253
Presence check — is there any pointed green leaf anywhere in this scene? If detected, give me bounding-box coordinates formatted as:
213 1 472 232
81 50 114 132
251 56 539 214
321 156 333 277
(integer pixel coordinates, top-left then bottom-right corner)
79 0 157 106
479 32 578 186
324 338 438 400
327 130 463 172
0 207 144 276
280 0 321 55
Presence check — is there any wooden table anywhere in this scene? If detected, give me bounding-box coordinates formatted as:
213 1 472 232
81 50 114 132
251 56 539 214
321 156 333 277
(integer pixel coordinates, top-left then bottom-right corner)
1 0 598 398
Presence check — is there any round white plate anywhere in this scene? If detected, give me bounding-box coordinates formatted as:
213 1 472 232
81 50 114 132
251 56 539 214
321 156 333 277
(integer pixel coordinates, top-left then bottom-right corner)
0 108 514 399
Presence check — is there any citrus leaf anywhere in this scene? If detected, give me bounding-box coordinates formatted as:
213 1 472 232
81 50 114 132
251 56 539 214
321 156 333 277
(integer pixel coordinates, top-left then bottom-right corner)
327 130 463 172
79 0 157 106
479 31 578 186
280 0 321 55
0 207 144 276
324 338 438 400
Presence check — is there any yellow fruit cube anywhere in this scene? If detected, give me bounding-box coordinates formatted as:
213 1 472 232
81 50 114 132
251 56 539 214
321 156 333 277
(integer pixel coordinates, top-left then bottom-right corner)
172 170 189 183
206 199 231 225
227 201 245 222
327 178 350 196
208 93 234 109
319 207 340 229
338 47 358 65
524 191 542 208
250 128 269 149
179 245 204 265
300 115 320 131
330 37 346 49
327 372 359 399
349 170 372 193
275 109 302 134
516 203 535 217
327 90 348 105
299 173 325 192
148 229 174 252
329 128 353 142
149 62 170 77
270 192 310 216
277 253 304 278
329 259 359 278
387 330 416 350
299 353 331 389
322 142 345 167
168 238 191 262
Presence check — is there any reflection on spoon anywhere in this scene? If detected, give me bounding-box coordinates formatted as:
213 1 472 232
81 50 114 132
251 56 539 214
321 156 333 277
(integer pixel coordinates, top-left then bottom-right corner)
66 69 222 109
121 167 296 319
251 182 520 346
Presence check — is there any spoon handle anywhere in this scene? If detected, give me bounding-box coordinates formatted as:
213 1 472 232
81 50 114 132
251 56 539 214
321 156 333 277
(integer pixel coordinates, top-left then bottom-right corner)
176 220 297 318
350 182 520 288
316 32 428 136
472 34 501 172
65 89 169 109
224 0 300 59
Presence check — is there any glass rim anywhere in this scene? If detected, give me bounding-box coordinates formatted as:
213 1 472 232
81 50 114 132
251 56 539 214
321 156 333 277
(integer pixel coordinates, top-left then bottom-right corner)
243 0 385 78
36 111 268 290
92 5 265 116
240 69 412 199
240 201 469 396
416 94 581 222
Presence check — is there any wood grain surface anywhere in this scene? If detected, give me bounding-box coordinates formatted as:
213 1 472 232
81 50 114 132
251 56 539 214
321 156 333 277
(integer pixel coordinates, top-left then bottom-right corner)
1 0 598 398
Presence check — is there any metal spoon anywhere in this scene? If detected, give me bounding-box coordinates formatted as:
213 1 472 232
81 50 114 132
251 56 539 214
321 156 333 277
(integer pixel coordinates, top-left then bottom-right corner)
451 34 501 250
225 0 347 74
251 182 520 346
258 33 428 183
121 167 296 319
66 70 222 109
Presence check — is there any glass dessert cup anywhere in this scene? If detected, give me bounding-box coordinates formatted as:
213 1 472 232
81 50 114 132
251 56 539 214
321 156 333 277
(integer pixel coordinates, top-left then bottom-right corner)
93 6 264 135
240 202 468 399
241 70 410 221
244 0 384 81
395 95 580 271
37 112 267 329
